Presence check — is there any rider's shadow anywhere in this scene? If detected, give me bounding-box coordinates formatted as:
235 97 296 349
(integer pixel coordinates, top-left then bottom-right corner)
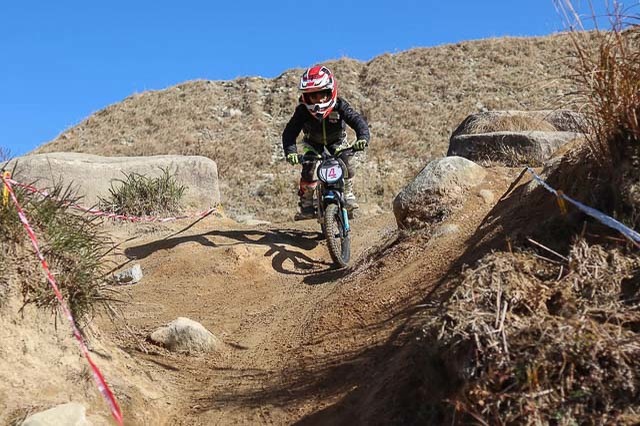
123 228 334 276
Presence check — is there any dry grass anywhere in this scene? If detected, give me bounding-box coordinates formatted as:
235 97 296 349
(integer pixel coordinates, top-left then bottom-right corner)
424 240 640 424
495 144 545 167
35 34 592 221
559 2 640 229
407 7 640 423
0 146 11 162
567 27 640 166
1 178 117 324
98 167 186 216
466 114 558 134
0 256 9 308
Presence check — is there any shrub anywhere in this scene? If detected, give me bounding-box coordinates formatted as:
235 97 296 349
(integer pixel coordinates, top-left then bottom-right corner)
560 1 640 228
99 167 186 217
1 178 114 323
424 241 640 424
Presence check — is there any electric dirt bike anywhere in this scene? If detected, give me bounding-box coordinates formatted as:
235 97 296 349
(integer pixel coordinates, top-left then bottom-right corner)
294 146 355 268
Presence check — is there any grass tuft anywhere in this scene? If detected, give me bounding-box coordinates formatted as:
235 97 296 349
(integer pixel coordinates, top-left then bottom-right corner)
1 177 116 325
98 167 186 217
466 114 558 134
560 2 640 228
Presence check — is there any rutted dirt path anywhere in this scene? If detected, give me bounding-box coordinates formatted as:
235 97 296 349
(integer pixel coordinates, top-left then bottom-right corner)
96 168 515 425
100 212 398 424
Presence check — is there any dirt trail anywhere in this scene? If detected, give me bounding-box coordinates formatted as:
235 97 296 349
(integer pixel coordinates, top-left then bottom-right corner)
97 168 515 425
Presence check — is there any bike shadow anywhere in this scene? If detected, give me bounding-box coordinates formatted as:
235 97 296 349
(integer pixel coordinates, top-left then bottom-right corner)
302 267 350 285
124 227 336 276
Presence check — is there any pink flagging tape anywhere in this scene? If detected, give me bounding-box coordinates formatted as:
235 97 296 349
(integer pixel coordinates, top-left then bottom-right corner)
8 178 217 222
0 174 124 425
2 171 10 206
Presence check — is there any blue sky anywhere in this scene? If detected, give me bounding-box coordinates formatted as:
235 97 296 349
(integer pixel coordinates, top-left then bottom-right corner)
0 1 619 157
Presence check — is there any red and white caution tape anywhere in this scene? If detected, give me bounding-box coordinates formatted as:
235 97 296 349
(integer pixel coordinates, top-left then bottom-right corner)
7 178 217 222
1 174 124 425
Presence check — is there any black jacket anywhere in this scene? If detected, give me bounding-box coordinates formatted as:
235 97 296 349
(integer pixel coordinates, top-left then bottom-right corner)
282 97 370 155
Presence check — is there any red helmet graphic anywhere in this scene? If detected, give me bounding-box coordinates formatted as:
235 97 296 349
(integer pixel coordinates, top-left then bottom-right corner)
299 65 338 120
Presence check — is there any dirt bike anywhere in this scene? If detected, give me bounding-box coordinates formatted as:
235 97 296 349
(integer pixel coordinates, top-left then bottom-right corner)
293 146 355 268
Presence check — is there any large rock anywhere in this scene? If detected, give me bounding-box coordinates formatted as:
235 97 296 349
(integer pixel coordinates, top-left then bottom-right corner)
450 110 586 138
4 153 219 210
393 156 486 229
448 131 582 166
149 317 221 354
447 110 586 165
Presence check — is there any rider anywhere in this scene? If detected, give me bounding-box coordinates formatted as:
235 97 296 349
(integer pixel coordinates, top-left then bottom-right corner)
282 64 370 220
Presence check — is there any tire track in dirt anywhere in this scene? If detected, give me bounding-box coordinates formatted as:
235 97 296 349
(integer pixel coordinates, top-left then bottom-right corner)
101 168 516 425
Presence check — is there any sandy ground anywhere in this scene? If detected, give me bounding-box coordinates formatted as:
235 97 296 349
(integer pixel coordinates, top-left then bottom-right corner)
98 210 401 425
1 167 516 425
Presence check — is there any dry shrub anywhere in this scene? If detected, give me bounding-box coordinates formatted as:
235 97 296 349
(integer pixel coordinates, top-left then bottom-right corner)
0 146 11 162
466 114 558 134
560 2 640 229
426 239 640 424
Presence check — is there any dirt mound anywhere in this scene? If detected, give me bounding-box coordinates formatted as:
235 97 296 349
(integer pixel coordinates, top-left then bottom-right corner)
405 241 640 424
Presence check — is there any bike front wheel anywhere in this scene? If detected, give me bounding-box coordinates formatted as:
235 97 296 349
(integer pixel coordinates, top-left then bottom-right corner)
324 203 350 268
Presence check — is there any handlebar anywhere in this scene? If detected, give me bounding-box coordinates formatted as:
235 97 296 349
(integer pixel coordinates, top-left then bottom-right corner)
292 146 357 164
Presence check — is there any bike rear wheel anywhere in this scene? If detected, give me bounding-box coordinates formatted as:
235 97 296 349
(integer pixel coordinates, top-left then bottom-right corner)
324 203 350 268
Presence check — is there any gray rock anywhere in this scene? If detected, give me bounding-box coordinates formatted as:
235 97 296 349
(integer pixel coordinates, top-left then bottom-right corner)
446 110 586 166
113 264 143 285
450 110 586 139
22 402 89 426
4 153 219 210
433 224 461 238
393 156 486 229
235 215 271 226
149 317 220 354
448 131 582 166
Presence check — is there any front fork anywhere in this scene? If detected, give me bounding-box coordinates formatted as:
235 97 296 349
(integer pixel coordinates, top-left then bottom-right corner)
317 187 350 234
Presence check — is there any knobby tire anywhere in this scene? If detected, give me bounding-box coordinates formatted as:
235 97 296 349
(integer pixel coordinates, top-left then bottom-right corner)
324 203 350 268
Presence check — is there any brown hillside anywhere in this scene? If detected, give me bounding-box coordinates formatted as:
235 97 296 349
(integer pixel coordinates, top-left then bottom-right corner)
37 33 590 220
5 26 640 425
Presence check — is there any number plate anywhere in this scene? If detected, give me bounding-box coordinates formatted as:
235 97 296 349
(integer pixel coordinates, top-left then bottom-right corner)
319 164 343 183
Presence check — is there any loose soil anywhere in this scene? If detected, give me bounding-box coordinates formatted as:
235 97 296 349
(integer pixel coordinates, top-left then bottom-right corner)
85 167 516 425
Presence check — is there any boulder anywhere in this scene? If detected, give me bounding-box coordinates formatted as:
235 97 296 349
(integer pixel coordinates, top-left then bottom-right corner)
4 153 219 210
450 110 586 138
393 156 486 229
448 131 582 166
149 317 221 354
447 110 586 165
